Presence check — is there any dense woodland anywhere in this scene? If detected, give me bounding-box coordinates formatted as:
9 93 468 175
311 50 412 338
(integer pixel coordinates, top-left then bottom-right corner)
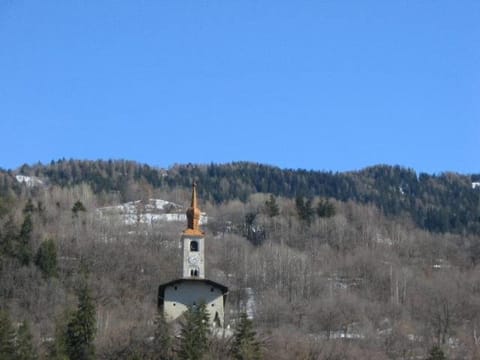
1 159 480 359
11 160 480 235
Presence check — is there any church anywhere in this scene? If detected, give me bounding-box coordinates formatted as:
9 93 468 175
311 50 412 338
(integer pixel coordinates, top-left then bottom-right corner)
158 183 228 327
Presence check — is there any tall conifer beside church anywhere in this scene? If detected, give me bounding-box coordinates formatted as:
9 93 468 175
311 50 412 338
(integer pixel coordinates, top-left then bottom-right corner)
158 183 228 327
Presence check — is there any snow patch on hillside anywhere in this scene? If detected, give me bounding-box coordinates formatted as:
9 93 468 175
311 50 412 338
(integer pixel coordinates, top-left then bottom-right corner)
473 182 480 189
97 199 207 226
15 175 43 188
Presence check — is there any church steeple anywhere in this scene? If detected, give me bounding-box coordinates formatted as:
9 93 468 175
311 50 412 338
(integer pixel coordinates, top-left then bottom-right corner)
158 182 227 327
182 182 205 279
184 182 204 236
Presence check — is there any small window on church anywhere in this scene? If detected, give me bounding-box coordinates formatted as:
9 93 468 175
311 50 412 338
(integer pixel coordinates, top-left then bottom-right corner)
173 303 176 307
211 303 215 307
190 268 199 277
190 240 199 252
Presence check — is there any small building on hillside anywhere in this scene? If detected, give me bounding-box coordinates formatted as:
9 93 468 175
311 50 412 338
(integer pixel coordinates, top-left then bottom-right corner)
158 183 228 327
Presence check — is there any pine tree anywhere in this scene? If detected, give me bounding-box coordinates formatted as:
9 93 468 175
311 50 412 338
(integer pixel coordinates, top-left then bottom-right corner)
316 198 336 218
1 216 17 258
65 283 96 360
194 303 210 351
264 195 279 218
231 313 262 360
46 315 69 360
178 304 210 360
71 201 86 217
0 310 17 360
244 212 258 243
426 345 447 360
153 312 172 360
35 239 58 278
23 199 35 215
0 195 9 218
178 308 200 360
295 196 314 226
17 214 33 266
15 320 37 360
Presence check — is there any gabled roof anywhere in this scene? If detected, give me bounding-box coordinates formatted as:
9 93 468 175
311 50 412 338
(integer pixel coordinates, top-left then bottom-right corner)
158 278 228 309
158 278 228 295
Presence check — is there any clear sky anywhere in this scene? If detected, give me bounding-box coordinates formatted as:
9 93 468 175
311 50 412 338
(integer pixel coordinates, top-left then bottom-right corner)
0 1 479 174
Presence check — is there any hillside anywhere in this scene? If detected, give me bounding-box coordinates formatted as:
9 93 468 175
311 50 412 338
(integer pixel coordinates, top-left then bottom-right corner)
9 159 480 235
1 160 480 358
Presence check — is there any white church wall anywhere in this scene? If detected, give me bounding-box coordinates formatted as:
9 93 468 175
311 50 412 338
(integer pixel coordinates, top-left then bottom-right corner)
164 281 225 325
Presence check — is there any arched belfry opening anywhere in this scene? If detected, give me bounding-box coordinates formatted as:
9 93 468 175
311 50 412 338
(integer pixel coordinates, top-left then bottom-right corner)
190 240 199 252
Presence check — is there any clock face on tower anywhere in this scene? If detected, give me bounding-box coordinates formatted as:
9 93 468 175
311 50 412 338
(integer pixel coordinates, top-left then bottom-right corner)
188 254 200 265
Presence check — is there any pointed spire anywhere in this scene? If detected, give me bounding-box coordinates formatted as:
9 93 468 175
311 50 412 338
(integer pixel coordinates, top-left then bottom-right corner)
191 181 198 209
184 182 204 236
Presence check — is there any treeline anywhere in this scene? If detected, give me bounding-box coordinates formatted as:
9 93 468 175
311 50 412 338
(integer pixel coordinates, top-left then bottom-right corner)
8 159 480 235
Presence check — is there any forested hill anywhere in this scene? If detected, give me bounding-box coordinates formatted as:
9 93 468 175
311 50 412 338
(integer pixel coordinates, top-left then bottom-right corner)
3 159 480 235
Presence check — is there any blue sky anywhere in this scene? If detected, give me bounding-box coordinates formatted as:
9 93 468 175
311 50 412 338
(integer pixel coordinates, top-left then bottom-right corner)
0 1 479 174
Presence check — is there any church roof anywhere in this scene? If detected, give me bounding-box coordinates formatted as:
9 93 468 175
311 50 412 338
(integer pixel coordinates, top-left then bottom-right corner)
158 278 228 309
158 278 228 295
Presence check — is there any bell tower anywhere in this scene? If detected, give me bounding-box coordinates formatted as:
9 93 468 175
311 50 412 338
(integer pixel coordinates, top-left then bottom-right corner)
182 182 205 279
158 182 228 326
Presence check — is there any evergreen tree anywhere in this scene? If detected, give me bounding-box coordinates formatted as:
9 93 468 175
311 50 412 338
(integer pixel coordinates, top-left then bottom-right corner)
0 216 17 258
231 313 262 360
23 199 35 215
178 304 210 360
71 201 86 217
426 345 447 360
65 283 96 360
264 194 279 218
152 312 172 360
316 198 336 218
15 320 37 360
244 212 261 243
194 303 210 351
178 308 200 360
295 196 314 226
0 310 17 360
35 239 58 278
17 214 33 266
0 195 9 218
46 315 69 360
